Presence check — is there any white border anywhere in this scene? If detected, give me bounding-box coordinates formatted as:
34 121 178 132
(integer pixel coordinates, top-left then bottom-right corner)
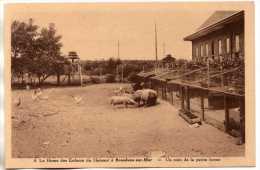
0 1 258 170
0 1 4 170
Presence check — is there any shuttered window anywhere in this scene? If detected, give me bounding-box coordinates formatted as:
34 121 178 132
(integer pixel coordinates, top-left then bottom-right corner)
235 35 240 52
206 44 209 56
226 38 230 53
218 40 222 55
201 45 204 57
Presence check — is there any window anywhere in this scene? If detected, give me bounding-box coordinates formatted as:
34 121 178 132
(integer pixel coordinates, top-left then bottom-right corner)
235 35 240 52
201 45 204 57
226 38 230 53
218 40 222 55
206 44 209 56
196 47 199 57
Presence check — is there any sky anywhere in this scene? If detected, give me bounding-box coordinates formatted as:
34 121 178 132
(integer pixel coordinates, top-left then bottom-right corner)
8 3 214 60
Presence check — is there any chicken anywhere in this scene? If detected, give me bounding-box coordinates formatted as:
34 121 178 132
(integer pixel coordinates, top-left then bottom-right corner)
70 95 83 104
32 88 42 101
14 97 21 107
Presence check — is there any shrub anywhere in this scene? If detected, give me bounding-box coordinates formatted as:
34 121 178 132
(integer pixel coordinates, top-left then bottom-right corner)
127 72 139 83
105 74 115 83
90 76 100 84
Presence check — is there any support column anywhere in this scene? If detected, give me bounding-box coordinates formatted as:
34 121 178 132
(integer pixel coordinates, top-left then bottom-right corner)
164 83 167 100
239 96 245 144
224 94 230 132
68 74 71 85
156 85 159 96
161 83 164 99
185 86 190 112
171 88 174 105
180 86 185 111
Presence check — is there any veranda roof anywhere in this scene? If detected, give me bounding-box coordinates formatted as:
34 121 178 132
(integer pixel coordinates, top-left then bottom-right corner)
184 10 244 41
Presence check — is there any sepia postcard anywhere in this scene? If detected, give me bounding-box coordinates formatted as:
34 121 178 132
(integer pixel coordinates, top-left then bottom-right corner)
4 1 255 168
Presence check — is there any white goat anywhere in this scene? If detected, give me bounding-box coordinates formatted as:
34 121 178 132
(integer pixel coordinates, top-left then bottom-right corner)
110 95 137 108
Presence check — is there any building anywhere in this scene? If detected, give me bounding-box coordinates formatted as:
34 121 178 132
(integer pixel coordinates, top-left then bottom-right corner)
161 54 176 69
181 11 245 140
184 11 244 64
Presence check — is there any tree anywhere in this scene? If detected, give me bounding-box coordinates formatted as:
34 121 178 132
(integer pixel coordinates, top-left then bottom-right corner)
162 54 176 63
11 19 38 84
11 20 64 86
33 23 63 84
106 58 117 74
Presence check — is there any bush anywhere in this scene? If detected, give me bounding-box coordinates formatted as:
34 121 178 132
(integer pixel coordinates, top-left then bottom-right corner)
105 74 115 83
127 72 139 83
90 76 100 84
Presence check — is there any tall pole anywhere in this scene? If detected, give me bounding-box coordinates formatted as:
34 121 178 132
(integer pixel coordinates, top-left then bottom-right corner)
116 65 119 82
155 23 158 72
163 42 167 70
163 42 166 57
121 64 124 82
117 40 120 82
78 63 83 86
117 40 120 58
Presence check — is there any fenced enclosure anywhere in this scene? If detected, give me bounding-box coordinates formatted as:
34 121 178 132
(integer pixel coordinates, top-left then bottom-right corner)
138 58 245 143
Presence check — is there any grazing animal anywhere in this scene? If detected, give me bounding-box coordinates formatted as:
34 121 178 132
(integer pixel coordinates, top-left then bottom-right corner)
132 82 143 91
122 93 135 99
134 89 157 107
110 96 137 108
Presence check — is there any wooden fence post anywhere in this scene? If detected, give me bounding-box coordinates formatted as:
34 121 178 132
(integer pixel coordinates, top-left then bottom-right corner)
180 86 185 111
68 74 71 85
165 83 167 100
200 94 205 121
186 86 190 112
224 93 230 132
239 96 245 143
161 83 164 99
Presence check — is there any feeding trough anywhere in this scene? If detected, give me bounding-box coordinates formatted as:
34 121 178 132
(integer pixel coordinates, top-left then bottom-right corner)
179 109 201 124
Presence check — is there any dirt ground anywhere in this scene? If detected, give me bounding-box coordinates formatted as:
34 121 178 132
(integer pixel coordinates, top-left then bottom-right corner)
11 83 244 158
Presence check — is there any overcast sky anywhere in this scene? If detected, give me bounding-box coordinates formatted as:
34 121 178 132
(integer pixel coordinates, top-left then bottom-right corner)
9 3 214 60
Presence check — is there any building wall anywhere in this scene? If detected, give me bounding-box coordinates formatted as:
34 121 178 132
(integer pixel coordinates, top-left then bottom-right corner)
191 20 244 62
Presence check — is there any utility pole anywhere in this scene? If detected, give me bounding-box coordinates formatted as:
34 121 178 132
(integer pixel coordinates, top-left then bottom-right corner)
117 40 120 82
163 42 166 57
78 63 83 86
116 65 119 82
121 64 124 82
117 40 120 58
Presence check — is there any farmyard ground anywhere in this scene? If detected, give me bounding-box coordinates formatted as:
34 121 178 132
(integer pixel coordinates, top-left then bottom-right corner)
11 83 244 158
